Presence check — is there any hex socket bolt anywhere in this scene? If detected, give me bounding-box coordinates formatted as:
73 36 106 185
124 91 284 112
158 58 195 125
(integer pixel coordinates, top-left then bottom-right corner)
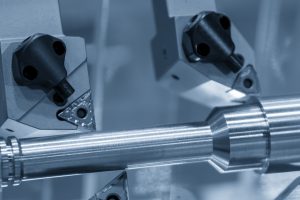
1 95 300 187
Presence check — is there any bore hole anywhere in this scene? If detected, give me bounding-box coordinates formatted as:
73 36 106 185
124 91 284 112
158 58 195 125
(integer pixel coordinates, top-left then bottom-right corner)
106 194 120 200
77 108 87 119
219 16 230 30
243 78 253 89
171 74 180 81
23 65 38 80
196 43 210 57
53 41 66 55
53 93 66 106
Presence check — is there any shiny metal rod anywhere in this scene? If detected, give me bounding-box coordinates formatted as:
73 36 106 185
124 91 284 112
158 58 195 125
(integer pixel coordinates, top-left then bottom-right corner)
0 123 212 187
2 95 300 187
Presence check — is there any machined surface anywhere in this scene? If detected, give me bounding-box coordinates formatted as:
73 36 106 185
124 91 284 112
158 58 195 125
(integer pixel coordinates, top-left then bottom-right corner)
9 123 211 184
261 97 300 172
1 1 299 199
208 102 269 172
2 95 300 187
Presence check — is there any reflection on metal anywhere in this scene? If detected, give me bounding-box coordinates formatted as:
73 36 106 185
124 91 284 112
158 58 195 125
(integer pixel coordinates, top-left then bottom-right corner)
89 171 128 200
58 91 95 130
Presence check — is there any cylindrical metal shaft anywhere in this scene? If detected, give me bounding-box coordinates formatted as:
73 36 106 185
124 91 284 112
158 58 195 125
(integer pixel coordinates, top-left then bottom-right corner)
0 123 212 187
2 95 300 187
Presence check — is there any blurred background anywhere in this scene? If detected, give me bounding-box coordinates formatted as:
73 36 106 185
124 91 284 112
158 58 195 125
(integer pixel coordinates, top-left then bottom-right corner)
3 0 300 199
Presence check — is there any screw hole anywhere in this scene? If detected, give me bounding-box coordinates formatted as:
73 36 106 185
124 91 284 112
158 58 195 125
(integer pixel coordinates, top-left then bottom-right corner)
106 194 120 200
243 78 253 89
171 74 180 81
53 93 66 106
196 43 210 57
76 108 88 119
23 65 38 80
53 41 66 56
219 16 230 30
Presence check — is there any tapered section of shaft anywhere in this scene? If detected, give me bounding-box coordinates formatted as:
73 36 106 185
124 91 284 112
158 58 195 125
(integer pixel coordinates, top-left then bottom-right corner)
0 123 212 186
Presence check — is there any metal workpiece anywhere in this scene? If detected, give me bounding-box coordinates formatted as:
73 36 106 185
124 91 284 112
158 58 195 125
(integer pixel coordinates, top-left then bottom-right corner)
209 95 300 173
2 95 300 187
260 97 300 173
208 102 269 172
0 123 212 187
